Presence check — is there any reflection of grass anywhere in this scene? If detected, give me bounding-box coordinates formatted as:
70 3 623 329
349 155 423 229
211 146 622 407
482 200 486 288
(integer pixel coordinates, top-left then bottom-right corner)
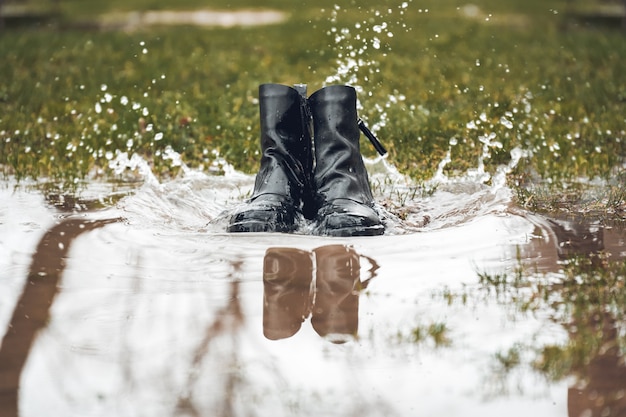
425 248 626 401
532 254 626 379
1 0 625 191
470 253 626 382
494 345 521 372
397 321 452 347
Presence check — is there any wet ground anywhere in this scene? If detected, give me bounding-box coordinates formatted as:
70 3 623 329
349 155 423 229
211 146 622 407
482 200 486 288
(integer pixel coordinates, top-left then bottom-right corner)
1 157 625 417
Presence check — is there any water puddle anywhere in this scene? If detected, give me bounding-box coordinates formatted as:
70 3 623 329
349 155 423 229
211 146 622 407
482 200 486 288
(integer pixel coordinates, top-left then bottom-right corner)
1 154 625 416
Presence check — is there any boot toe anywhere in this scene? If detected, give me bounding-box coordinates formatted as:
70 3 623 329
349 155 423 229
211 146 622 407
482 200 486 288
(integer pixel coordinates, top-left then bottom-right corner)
228 194 300 233
313 199 384 237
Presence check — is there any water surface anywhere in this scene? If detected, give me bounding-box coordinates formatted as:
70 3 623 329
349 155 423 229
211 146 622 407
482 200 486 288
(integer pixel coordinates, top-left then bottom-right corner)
2 157 625 417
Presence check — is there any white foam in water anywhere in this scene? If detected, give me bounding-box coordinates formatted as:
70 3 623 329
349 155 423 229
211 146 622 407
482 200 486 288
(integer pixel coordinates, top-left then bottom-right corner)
107 149 253 233
100 137 527 236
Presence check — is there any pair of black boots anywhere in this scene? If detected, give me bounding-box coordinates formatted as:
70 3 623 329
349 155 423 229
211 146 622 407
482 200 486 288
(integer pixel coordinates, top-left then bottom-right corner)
227 83 384 237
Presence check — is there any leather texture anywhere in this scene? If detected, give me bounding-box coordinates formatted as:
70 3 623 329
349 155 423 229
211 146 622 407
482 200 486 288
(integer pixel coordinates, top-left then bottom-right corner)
309 85 383 236
228 84 313 232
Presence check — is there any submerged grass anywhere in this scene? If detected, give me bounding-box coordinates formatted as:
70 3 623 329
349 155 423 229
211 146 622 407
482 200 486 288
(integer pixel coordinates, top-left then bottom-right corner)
1 0 624 190
441 251 626 397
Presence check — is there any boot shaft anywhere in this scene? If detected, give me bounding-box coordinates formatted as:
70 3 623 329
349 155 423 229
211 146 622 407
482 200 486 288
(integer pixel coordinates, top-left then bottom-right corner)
256 83 374 208
308 85 375 207
253 84 314 206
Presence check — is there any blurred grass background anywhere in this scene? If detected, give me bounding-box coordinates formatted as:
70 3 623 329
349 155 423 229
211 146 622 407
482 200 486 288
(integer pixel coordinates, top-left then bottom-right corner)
0 0 624 197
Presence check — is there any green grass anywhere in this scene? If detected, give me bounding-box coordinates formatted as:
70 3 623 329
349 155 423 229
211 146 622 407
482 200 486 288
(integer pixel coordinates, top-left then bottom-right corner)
1 0 625 190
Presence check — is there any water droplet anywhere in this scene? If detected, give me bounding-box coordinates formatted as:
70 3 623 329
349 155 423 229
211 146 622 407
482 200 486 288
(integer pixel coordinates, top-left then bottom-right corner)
500 116 513 129
155 132 164 141
95 102 102 114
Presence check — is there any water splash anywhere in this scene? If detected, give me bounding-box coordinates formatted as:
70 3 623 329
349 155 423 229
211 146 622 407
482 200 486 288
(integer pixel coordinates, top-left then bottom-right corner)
109 151 159 185
323 2 412 133
101 125 531 236
94 3 531 236
366 132 529 233
106 149 251 232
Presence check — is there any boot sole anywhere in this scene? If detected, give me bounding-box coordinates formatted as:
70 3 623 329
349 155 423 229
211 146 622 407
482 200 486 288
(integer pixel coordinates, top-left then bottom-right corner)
227 220 295 233
317 224 385 237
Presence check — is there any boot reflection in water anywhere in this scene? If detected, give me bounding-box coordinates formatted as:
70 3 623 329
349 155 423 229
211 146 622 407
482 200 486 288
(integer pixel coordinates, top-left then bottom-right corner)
228 83 384 237
311 245 361 343
262 245 365 343
262 247 313 340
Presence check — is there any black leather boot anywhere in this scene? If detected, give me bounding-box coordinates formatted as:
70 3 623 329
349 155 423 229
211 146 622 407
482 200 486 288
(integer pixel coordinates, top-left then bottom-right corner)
228 84 313 233
308 85 384 236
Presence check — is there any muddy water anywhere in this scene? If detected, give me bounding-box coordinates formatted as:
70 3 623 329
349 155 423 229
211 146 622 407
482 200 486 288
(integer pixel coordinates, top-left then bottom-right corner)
1 159 625 417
